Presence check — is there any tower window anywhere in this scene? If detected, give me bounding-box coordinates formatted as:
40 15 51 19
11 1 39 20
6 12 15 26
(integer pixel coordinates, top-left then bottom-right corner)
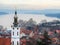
17 28 18 30
12 41 14 45
13 32 14 35
17 32 18 35
17 41 18 45
13 28 14 30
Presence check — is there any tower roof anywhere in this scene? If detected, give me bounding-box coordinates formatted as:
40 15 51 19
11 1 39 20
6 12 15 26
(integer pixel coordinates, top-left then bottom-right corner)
13 11 18 27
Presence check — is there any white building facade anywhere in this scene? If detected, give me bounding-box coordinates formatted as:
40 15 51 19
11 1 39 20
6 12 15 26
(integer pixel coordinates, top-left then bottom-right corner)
11 11 20 45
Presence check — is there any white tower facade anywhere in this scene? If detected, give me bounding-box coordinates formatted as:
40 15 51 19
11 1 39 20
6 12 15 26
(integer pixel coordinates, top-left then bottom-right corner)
11 11 20 45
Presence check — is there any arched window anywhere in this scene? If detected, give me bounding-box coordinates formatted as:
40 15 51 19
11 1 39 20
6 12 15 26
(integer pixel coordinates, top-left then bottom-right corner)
13 32 14 35
12 41 14 45
17 32 18 35
17 41 18 45
17 28 18 30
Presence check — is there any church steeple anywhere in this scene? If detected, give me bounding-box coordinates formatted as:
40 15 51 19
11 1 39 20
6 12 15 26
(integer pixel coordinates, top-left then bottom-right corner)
13 11 18 27
11 8 20 45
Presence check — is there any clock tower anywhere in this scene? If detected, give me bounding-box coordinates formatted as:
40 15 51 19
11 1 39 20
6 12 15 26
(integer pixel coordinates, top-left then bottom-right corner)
11 11 20 45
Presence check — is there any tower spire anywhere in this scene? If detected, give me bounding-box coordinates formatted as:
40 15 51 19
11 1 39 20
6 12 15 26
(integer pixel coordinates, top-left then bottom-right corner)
15 10 17 15
13 10 18 27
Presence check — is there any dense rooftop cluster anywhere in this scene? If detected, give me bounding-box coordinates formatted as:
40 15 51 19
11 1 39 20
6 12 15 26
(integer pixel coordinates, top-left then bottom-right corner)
0 19 60 45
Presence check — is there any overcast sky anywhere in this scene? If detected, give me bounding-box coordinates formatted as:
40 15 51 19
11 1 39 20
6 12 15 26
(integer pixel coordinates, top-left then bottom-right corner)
0 0 60 9
0 0 60 27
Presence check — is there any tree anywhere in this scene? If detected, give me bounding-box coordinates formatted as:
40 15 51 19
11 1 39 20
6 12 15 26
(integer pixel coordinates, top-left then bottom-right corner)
42 31 51 45
37 38 44 45
25 18 36 30
26 18 36 26
18 20 26 27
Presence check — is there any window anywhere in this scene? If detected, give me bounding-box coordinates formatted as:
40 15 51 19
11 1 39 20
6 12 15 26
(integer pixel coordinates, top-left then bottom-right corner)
17 32 18 35
13 32 14 35
12 41 14 45
17 28 18 30
17 41 18 45
13 28 14 30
